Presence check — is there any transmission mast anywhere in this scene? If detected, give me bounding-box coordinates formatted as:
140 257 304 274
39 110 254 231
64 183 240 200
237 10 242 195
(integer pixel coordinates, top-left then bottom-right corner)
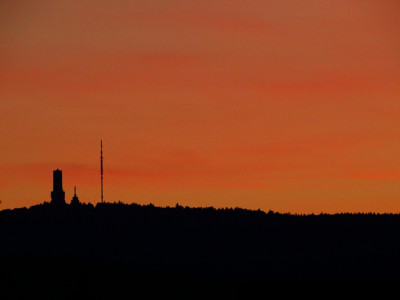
101 140 104 203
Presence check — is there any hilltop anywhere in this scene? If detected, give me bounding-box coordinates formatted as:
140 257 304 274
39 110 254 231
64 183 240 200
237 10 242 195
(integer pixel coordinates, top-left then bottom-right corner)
1 202 400 296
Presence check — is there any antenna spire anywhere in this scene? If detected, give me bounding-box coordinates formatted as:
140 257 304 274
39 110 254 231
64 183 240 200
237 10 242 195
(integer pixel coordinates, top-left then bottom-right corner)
101 140 104 203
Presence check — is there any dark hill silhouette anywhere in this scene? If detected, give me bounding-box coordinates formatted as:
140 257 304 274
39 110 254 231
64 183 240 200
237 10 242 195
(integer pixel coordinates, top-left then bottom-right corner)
1 202 400 296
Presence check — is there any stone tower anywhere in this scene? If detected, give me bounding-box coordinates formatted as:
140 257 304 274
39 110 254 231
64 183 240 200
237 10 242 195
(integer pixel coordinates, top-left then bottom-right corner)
51 169 65 205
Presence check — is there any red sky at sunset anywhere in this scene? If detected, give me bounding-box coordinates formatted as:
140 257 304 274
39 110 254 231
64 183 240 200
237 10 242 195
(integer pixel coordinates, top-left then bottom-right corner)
1 1 400 213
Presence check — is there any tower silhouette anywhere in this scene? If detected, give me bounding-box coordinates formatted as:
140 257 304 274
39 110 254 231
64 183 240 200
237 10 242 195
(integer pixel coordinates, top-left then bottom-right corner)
51 169 65 205
100 140 104 203
70 186 80 206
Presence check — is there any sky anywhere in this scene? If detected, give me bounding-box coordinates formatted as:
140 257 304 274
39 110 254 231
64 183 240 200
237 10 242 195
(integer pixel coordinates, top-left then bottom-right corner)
1 0 400 213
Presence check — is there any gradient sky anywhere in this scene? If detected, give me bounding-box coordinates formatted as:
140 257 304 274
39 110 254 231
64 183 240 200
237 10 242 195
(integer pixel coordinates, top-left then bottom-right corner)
1 0 400 213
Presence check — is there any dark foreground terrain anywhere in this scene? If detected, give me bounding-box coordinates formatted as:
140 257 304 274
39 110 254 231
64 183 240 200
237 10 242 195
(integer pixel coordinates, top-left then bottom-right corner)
1 202 400 297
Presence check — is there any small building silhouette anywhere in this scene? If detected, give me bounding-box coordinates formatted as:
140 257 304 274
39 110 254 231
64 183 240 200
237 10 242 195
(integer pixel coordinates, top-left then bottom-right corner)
70 186 80 206
51 169 65 205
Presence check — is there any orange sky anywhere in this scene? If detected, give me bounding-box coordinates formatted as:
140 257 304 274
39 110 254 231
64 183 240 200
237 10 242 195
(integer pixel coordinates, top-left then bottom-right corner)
1 0 400 213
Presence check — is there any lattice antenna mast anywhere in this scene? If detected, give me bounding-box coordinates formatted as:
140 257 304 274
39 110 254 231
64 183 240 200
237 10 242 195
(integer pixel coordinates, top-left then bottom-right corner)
101 140 104 203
